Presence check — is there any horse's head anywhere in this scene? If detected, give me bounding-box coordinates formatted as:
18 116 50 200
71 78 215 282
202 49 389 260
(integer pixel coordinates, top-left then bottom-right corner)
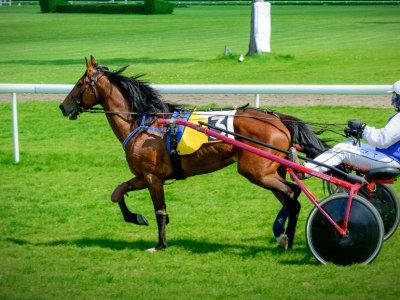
60 56 102 120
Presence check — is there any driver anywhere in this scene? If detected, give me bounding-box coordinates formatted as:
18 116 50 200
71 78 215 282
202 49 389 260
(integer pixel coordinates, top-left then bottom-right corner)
289 80 400 178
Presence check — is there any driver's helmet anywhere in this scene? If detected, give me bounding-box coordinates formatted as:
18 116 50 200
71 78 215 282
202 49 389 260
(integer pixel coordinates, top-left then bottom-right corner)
389 80 400 106
389 80 400 94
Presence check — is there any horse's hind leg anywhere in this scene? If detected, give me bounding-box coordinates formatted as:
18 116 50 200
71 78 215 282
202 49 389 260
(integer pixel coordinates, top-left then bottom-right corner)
271 187 301 249
286 200 301 249
273 164 301 249
112 177 149 226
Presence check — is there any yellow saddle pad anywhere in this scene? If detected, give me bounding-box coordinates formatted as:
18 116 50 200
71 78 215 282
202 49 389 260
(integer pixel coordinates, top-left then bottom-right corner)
177 110 237 155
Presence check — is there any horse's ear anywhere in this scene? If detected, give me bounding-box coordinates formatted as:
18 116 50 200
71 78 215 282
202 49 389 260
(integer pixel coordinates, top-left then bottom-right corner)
85 56 92 70
90 55 97 66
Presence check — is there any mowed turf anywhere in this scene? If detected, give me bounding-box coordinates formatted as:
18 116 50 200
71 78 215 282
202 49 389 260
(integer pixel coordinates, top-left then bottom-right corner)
1 4 400 299
0 5 399 85
1 101 400 299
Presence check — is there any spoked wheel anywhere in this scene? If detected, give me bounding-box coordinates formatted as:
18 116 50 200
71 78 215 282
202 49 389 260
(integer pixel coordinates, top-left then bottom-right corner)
327 181 340 195
306 193 384 265
327 183 400 241
368 184 400 240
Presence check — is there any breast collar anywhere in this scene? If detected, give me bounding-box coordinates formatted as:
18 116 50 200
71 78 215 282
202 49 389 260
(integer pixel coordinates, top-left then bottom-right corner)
122 113 167 150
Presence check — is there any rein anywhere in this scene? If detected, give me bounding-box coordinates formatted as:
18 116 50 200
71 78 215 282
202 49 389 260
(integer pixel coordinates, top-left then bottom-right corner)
81 108 348 138
69 68 347 137
70 69 347 137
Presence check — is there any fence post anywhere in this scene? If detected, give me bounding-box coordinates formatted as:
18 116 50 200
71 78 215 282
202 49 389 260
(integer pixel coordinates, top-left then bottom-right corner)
12 93 19 163
254 93 259 108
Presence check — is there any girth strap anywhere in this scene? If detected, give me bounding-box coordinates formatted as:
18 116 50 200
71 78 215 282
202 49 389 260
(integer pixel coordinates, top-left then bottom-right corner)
167 122 187 180
122 113 166 150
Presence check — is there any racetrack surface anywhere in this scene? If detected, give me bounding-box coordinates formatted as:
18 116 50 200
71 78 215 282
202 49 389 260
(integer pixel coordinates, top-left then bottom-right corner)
0 93 391 108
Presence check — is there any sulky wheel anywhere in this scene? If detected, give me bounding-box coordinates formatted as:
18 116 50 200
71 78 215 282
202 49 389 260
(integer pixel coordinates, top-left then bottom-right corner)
327 183 400 241
306 193 384 265
367 184 400 240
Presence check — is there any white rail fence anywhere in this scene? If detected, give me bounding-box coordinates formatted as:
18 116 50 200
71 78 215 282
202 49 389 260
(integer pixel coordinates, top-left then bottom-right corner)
0 83 391 163
5 1 400 3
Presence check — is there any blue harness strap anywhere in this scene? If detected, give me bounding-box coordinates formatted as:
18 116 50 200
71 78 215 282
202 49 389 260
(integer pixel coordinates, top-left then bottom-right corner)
166 110 192 153
122 113 167 150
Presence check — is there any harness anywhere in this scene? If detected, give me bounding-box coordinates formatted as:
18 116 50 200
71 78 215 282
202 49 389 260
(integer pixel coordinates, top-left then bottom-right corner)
122 112 186 180
122 113 167 150
70 72 350 181
166 109 191 180
114 107 290 181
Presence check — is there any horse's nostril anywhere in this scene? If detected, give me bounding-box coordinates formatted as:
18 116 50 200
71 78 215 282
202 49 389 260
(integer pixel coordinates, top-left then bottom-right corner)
59 104 65 111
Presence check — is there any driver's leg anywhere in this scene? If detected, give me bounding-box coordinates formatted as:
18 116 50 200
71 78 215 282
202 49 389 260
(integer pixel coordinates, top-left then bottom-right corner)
304 139 400 175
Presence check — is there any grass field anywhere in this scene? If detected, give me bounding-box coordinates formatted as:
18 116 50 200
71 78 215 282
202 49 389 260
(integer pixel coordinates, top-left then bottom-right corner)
1 4 400 299
1 101 400 299
0 5 399 85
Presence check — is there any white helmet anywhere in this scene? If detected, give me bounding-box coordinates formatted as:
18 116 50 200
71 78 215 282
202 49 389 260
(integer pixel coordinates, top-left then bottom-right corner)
388 80 400 94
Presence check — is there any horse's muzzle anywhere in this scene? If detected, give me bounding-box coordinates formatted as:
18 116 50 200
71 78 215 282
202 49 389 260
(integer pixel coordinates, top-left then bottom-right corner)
59 104 70 117
59 104 79 119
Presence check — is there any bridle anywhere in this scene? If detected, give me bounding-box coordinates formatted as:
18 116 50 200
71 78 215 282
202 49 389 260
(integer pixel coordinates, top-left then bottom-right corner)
68 69 101 117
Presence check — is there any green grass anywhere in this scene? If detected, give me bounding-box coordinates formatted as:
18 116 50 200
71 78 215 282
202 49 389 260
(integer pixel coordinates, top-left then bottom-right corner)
1 4 400 298
0 5 399 85
1 101 400 299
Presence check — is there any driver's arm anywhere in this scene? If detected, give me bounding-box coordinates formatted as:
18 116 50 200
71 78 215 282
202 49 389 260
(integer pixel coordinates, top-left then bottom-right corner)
363 114 400 148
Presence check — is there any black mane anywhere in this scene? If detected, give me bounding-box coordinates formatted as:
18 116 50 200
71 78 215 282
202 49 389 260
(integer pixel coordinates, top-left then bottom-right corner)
94 64 178 126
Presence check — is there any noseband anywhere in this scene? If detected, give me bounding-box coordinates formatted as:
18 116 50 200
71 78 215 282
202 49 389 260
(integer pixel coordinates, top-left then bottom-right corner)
68 69 101 116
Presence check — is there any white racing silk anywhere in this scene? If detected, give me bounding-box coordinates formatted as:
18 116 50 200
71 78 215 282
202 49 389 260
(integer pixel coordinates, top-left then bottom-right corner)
363 113 400 148
303 113 400 175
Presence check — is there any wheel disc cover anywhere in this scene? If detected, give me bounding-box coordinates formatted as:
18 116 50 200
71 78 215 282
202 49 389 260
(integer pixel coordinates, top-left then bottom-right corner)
309 197 381 265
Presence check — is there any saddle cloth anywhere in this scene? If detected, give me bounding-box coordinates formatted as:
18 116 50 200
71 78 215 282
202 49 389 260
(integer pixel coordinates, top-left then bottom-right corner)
167 110 236 155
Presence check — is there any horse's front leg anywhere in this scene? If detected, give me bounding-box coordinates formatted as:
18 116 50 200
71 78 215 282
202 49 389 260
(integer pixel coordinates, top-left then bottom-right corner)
111 177 149 226
144 173 169 252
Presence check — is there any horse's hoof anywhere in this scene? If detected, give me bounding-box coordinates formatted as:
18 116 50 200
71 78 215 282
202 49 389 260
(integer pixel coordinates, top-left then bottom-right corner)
146 245 166 252
137 214 149 226
111 182 129 203
276 234 289 251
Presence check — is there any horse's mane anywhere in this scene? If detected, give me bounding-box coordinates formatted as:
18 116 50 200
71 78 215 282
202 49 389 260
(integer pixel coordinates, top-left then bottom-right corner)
94 64 178 126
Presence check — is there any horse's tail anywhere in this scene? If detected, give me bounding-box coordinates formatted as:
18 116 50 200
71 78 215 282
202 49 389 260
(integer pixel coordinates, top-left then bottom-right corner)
278 114 329 159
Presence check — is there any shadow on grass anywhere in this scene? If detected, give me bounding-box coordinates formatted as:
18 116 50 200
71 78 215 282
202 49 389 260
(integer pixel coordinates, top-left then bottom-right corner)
1 57 202 67
357 22 400 24
6 237 316 265
279 250 319 265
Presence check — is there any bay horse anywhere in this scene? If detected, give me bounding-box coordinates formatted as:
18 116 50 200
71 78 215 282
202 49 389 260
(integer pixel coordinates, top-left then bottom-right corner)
59 56 326 252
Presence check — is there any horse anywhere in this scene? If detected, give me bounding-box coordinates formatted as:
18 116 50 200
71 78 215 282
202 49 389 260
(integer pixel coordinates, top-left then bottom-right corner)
59 56 326 252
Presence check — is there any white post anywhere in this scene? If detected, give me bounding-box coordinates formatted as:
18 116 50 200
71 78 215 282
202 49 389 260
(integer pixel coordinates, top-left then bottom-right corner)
254 93 259 108
0 1 2 6
254 2 271 53
12 93 19 163
9 0 11 6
